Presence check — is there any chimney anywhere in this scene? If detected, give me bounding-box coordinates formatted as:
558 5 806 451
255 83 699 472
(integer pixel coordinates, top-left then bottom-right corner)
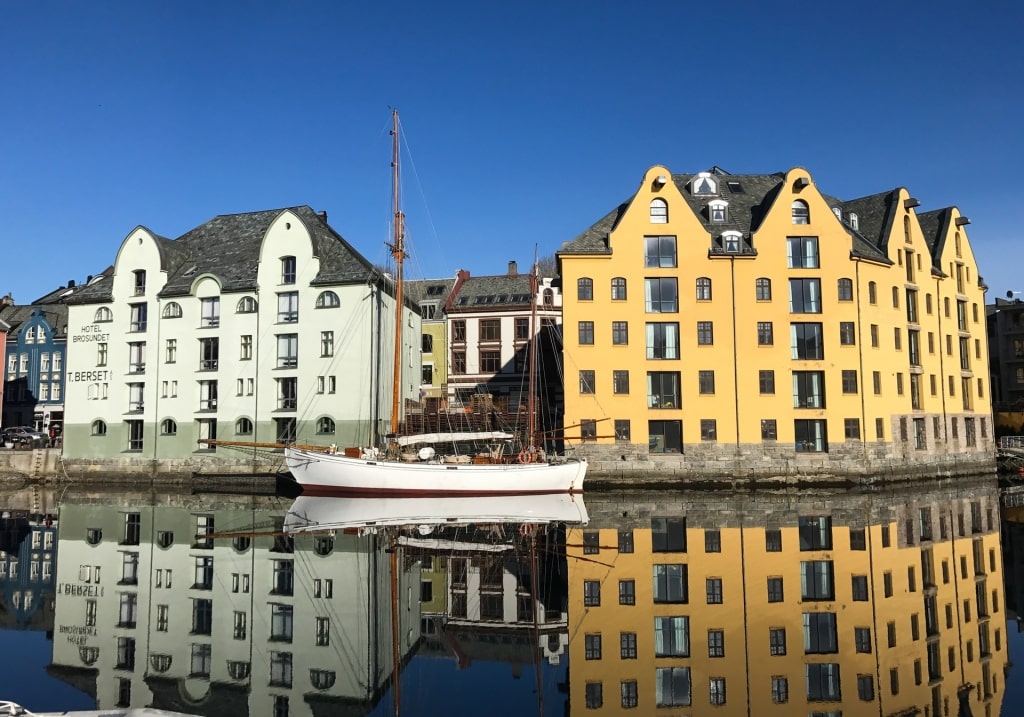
1 293 13 307
319 210 328 222
508 261 518 277
67 279 76 288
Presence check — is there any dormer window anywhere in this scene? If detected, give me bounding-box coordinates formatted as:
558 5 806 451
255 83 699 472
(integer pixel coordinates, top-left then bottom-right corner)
650 198 668 224
791 200 810 225
691 172 717 196
849 213 859 231
708 200 728 224
24 327 36 344
721 231 742 253
832 207 842 221
281 256 296 285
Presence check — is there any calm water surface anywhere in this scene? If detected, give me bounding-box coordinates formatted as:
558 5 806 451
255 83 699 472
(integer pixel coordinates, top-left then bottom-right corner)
0 475 1016 716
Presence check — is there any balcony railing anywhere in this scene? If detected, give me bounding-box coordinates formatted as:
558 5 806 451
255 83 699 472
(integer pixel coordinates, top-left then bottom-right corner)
200 360 218 371
129 363 146 374
278 398 297 411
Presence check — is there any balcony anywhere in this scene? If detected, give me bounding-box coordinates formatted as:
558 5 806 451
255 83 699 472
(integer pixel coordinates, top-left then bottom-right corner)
200 360 218 371
129 363 146 374
278 398 297 411
199 399 217 411
201 317 220 328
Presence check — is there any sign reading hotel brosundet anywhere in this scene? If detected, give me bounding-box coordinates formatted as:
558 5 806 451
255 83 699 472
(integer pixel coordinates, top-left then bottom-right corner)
71 324 109 343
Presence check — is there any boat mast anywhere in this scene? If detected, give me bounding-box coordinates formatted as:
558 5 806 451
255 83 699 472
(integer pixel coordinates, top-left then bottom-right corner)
527 250 539 450
389 109 405 437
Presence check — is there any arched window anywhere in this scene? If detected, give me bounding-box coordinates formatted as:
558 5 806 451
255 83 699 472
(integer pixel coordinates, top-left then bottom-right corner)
649 198 668 224
832 207 842 221
577 278 593 301
721 231 742 253
904 215 911 244
696 278 712 301
755 278 772 301
91 420 107 436
868 281 877 305
542 288 554 306
310 669 337 690
236 296 257 313
86 528 102 545
314 536 334 556
150 654 172 673
849 213 859 231
157 531 173 548
233 536 251 552
235 417 253 435
162 302 182 319
837 279 853 302
791 200 810 225
94 307 113 323
611 278 627 300
316 291 340 308
160 419 177 436
281 256 297 284
317 417 336 434
955 231 962 257
79 646 100 666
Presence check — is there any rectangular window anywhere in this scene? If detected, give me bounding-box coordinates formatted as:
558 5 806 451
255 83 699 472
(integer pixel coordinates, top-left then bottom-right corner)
698 370 715 395
806 663 841 701
620 632 637 659
842 370 858 394
655 667 691 707
855 626 872 653
584 580 601 606
619 579 636 605
644 277 678 312
653 564 687 603
612 370 630 394
801 560 835 600
795 419 827 452
839 322 855 345
644 235 677 268
620 680 637 709
696 321 714 345
788 278 821 313
706 577 723 603
579 370 595 394
765 529 782 552
787 236 819 268
845 418 861 440
479 350 501 372
761 419 778 440
799 516 832 550
648 420 682 453
770 627 787 655
647 371 680 408
790 323 824 359
757 321 774 345
645 322 679 359
705 529 721 553
478 318 500 341
585 683 602 709
759 370 775 394
771 677 788 703
706 629 725 658
767 576 784 602
611 321 628 345
700 418 717 441
614 419 631 441
709 677 726 705
793 371 825 408
584 634 602 660
652 518 686 552
803 612 838 653
129 303 148 332
654 616 689 657
578 321 594 345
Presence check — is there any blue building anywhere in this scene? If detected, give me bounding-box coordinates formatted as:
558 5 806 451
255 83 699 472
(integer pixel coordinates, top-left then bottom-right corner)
0 513 57 631
1 286 76 434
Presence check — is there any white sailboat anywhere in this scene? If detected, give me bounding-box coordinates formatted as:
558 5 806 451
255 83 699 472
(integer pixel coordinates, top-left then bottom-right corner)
284 110 586 496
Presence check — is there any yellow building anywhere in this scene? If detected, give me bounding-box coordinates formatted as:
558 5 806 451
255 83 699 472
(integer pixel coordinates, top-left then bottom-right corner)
406 277 457 407
566 479 1006 715
557 166 993 479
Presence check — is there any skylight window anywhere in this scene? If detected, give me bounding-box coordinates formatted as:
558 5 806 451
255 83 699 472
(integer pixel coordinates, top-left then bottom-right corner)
727 181 744 194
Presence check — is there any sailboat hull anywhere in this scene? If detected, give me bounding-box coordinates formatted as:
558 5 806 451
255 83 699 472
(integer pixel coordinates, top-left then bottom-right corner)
285 448 586 496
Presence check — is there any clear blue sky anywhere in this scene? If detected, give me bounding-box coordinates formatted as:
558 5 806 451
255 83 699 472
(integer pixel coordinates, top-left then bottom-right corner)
2 1 1021 304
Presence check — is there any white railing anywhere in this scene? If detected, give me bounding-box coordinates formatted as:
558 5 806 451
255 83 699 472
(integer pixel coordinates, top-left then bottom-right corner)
999 436 1024 449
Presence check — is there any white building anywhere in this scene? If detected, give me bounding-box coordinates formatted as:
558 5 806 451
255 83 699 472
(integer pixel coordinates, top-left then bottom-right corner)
61 207 420 473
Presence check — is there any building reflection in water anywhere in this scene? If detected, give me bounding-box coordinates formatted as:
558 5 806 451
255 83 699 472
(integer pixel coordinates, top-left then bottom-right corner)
43 488 577 716
567 477 1008 717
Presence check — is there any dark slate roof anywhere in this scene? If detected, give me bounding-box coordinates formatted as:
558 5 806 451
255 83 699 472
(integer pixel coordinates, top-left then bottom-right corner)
404 277 458 305
916 207 953 276
838 189 900 259
0 304 70 338
67 206 375 303
447 272 535 312
559 203 627 255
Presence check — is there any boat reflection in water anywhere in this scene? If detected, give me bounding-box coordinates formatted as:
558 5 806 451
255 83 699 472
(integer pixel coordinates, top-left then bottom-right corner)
16 476 1017 715
568 476 1009 716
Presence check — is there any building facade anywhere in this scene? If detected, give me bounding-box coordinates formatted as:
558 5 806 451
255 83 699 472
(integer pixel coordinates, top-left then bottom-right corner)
986 296 1024 418
61 206 420 474
558 165 993 479
1 295 71 434
405 277 457 408
567 479 1006 715
444 263 563 437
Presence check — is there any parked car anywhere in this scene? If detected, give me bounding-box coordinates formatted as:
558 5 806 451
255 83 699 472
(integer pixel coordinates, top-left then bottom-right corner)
18 426 45 442
3 427 38 446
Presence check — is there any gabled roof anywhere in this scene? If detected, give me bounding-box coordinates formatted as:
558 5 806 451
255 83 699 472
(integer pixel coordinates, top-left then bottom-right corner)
66 206 375 303
839 188 900 258
0 304 69 338
404 277 458 305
